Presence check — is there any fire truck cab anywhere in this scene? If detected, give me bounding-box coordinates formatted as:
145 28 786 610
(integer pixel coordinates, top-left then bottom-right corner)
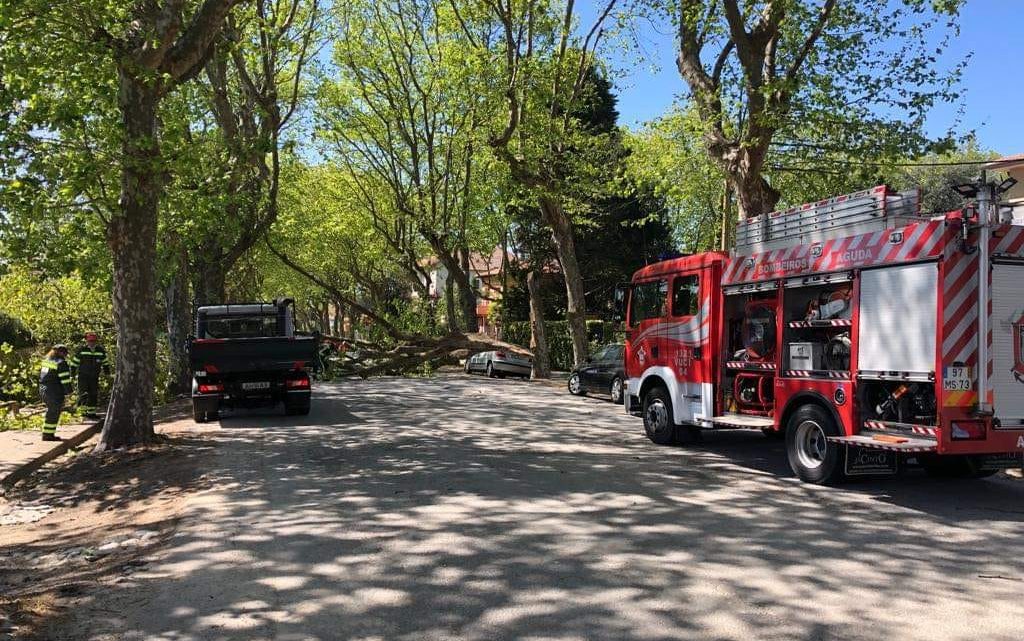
622 185 1024 484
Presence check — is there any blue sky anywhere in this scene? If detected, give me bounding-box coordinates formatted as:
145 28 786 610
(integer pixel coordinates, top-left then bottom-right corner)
593 0 1023 156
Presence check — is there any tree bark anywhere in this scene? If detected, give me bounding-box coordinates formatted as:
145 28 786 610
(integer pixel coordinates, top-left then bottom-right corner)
444 273 458 333
192 259 228 306
98 73 161 451
527 269 550 379
164 235 192 396
92 0 242 452
538 195 588 367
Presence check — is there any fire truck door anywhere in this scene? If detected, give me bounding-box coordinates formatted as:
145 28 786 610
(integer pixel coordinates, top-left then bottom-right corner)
669 272 711 422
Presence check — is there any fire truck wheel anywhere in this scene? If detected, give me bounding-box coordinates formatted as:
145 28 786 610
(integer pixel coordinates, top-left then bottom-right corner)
919 455 999 479
785 404 844 485
568 373 586 396
609 377 623 404
643 386 676 445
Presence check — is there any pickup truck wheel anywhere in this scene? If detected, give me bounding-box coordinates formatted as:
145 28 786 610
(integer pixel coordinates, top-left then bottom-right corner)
786 404 844 485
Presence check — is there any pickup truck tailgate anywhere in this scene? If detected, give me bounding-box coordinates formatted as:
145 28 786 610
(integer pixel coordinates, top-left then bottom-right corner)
190 336 317 374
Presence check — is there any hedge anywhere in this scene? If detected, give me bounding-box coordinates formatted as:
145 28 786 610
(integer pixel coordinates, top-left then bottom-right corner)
503 320 624 371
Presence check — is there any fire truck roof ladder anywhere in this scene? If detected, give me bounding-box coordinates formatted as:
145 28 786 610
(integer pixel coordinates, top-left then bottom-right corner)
734 185 925 255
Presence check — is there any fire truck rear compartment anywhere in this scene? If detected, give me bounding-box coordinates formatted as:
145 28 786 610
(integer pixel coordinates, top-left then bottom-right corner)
991 260 1024 427
719 289 778 422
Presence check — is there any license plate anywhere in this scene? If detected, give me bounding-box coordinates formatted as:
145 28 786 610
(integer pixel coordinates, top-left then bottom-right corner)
242 381 270 391
845 446 899 476
943 366 973 392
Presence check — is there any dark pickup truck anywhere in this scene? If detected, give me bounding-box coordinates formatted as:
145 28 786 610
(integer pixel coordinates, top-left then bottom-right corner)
189 299 316 422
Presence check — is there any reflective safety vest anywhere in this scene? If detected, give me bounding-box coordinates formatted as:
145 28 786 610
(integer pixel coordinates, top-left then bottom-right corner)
40 358 72 390
71 344 108 376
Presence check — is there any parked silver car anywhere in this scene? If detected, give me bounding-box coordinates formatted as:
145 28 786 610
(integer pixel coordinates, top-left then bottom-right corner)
464 350 532 379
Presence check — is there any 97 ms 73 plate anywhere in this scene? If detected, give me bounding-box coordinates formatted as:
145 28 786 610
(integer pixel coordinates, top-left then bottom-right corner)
943 366 973 392
242 381 270 391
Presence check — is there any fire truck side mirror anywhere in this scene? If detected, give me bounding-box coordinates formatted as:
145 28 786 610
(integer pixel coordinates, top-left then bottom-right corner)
612 284 629 323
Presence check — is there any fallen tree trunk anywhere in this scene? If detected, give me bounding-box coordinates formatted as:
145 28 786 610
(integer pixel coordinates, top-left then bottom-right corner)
320 332 533 379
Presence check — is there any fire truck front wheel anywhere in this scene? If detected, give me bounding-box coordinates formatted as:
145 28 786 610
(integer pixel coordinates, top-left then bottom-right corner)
786 404 844 485
643 386 676 445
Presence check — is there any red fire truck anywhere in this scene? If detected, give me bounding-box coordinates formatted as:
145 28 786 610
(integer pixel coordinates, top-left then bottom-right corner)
620 183 1024 484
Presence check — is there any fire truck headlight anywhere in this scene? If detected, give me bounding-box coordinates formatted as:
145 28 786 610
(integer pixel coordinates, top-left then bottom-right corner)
951 421 986 441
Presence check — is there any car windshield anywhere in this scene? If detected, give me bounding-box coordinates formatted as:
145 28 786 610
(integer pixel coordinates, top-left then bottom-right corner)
203 314 279 339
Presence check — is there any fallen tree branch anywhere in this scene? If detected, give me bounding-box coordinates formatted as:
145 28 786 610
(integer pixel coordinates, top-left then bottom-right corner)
319 332 533 379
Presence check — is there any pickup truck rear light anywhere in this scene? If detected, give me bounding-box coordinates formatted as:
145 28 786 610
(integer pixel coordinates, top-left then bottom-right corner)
286 377 310 390
197 383 224 394
951 421 986 440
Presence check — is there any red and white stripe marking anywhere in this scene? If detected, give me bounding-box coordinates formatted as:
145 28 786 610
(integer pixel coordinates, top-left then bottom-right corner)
788 319 852 328
724 220 945 285
726 361 777 370
863 420 938 437
783 370 850 379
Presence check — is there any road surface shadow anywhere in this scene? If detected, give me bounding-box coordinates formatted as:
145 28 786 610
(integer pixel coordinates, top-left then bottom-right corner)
42 375 1024 641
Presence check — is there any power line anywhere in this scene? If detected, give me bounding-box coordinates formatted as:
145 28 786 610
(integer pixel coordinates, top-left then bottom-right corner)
770 157 1009 172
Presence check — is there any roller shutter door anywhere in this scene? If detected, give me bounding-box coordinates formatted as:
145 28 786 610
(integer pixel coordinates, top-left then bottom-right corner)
858 263 938 374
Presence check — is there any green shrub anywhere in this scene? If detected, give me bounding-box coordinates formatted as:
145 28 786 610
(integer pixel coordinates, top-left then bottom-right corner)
0 313 32 348
0 343 40 403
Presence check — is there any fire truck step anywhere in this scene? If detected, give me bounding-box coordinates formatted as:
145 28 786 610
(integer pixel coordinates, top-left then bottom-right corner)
827 435 937 453
703 414 774 429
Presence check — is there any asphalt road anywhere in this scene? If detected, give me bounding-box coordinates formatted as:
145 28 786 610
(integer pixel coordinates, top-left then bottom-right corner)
56 375 1024 641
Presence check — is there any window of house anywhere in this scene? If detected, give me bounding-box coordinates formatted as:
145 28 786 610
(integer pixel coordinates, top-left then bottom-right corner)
629 280 668 327
672 275 700 317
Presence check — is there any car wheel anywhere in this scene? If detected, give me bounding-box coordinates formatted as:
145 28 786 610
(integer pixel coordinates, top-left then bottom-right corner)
486 362 495 378
642 386 676 445
567 372 585 396
285 401 311 416
785 404 845 485
609 377 623 404
464 359 472 374
192 402 207 424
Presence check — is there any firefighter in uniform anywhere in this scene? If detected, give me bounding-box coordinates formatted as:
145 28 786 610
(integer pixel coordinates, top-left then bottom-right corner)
70 332 108 419
39 345 73 441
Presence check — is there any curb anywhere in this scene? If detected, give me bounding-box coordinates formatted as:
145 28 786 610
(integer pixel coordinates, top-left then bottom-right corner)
0 419 104 495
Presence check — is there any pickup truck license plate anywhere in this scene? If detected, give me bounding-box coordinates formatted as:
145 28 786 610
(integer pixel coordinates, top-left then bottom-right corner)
242 381 270 391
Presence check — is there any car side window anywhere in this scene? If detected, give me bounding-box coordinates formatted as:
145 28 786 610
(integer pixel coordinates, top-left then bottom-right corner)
629 280 668 327
672 275 700 317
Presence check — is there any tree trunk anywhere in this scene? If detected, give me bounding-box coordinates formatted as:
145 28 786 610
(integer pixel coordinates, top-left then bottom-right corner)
457 277 478 334
97 73 161 451
527 269 550 379
538 195 588 367
192 259 227 306
164 237 192 397
332 299 342 335
725 145 781 220
444 273 458 333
